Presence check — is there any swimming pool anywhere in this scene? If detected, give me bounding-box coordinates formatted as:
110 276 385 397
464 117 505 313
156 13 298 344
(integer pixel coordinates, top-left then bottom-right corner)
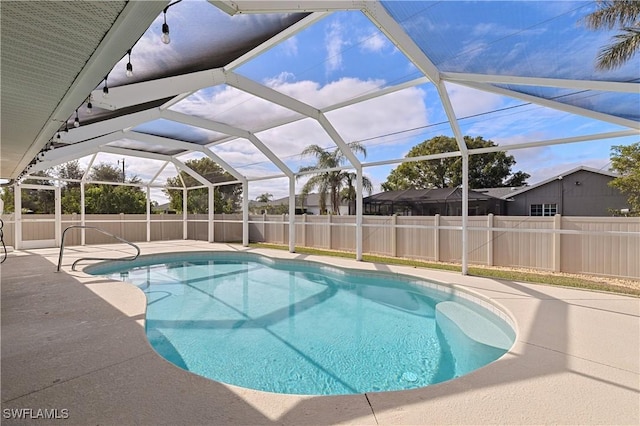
87 252 515 395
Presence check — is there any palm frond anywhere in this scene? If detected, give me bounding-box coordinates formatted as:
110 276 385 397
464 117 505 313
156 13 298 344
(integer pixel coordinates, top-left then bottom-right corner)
584 0 640 30
596 27 640 69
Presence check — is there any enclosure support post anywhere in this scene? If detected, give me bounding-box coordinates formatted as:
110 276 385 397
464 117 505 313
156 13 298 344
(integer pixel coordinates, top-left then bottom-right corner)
182 188 188 240
356 168 363 261
462 153 469 275
146 186 151 242
242 181 249 247
208 186 214 243
80 182 86 245
288 175 296 252
54 186 61 247
14 184 21 250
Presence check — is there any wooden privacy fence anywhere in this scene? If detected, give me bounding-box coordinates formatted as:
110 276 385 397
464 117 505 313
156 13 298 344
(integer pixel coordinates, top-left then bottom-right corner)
1 213 638 279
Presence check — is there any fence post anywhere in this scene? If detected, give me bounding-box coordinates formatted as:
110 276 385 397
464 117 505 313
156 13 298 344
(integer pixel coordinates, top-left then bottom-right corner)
222 213 226 242
553 214 562 272
262 212 267 242
487 213 494 266
120 212 125 239
391 214 397 258
282 213 286 244
434 214 440 262
328 213 332 250
301 214 306 247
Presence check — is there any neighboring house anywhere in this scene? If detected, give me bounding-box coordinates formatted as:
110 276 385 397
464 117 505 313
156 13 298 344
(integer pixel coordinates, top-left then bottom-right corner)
363 187 506 216
153 202 177 214
249 193 349 215
476 166 629 216
362 166 629 217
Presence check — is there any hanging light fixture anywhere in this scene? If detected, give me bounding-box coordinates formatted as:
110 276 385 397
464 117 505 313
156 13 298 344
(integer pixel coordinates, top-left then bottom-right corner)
102 74 109 98
73 109 80 128
161 9 171 44
160 1 182 45
125 49 133 77
86 95 93 114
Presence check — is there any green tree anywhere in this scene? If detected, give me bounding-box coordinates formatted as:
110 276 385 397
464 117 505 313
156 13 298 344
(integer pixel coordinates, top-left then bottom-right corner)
609 142 640 214
85 163 146 213
163 157 241 213
297 142 373 215
1 186 15 214
57 160 84 214
583 0 640 70
382 136 529 191
256 193 273 203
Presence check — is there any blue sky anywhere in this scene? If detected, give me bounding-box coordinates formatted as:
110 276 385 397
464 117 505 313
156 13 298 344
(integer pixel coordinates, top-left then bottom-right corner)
81 0 638 203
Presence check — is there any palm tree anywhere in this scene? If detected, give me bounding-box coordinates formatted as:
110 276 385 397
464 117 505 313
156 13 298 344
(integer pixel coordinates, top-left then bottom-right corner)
340 171 374 215
297 142 372 215
256 193 273 203
583 0 640 70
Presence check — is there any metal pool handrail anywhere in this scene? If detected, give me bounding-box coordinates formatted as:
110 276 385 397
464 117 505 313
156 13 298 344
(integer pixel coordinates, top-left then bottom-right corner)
57 225 140 272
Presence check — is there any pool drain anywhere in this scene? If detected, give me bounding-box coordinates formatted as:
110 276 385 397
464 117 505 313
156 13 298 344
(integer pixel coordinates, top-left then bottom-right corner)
402 372 418 382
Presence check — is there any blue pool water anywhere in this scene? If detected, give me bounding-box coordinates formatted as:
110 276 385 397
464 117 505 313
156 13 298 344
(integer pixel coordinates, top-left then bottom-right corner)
87 252 515 395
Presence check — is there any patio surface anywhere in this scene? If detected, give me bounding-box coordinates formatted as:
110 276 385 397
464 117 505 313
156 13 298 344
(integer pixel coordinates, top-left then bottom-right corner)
1 240 639 425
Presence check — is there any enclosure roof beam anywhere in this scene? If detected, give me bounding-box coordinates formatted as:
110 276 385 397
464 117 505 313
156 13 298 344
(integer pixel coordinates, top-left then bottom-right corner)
224 12 331 71
124 130 206 153
225 71 320 119
33 132 124 174
363 150 462 168
100 146 175 163
160 110 291 176
470 130 639 155
437 81 468 155
172 158 212 188
199 149 247 184
207 75 429 148
225 71 361 168
214 1 366 14
91 69 226 111
124 130 246 183
161 112 292 177
60 109 161 144
362 2 440 84
454 81 640 130
322 77 430 113
441 72 640 94
148 161 170 186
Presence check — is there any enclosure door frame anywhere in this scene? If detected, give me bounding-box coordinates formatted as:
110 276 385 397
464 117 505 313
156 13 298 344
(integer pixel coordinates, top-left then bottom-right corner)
14 184 61 249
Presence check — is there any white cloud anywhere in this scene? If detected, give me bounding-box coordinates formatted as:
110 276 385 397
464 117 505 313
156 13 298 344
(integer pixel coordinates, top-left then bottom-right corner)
359 32 389 53
280 37 298 57
325 20 348 75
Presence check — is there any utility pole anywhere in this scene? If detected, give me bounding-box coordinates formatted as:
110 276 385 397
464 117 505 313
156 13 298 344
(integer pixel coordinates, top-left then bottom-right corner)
118 158 125 183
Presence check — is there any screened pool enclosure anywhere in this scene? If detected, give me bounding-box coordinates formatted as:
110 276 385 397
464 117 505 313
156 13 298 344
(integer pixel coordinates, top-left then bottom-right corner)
2 1 638 275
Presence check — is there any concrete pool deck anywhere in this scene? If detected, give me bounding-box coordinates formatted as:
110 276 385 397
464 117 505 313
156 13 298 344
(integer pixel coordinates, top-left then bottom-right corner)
1 240 638 425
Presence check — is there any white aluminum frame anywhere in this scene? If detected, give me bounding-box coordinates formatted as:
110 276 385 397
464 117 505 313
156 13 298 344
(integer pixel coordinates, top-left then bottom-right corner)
18 0 640 274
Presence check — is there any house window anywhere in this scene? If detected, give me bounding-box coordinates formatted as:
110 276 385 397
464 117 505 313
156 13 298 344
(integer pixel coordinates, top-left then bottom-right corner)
530 203 557 216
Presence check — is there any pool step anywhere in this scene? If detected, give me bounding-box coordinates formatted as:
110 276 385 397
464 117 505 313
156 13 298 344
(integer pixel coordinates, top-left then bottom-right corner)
435 301 513 375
